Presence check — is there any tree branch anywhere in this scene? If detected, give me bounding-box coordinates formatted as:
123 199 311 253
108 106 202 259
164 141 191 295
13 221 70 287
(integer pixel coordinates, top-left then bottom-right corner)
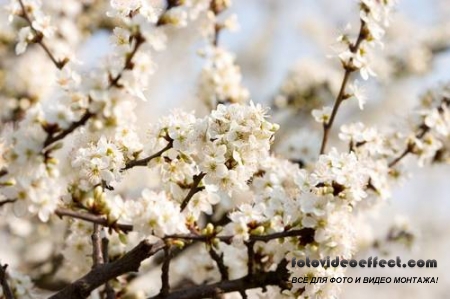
49 240 165 299
319 20 367 154
56 207 315 246
158 247 172 297
91 224 104 268
208 248 228 280
388 97 450 167
245 241 255 278
168 228 315 245
148 260 290 299
55 208 133 233
122 140 173 171
101 236 116 299
0 199 16 208
0 263 15 299
180 173 206 211
43 111 93 148
17 0 67 69
108 32 145 88
53 208 313 299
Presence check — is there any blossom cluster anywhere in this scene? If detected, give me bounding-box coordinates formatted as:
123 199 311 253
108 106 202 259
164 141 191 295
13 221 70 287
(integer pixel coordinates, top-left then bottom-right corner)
197 0 248 108
199 47 249 108
145 102 279 216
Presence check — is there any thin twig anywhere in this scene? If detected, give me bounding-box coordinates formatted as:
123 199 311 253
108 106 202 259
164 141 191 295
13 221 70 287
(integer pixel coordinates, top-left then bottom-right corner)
159 247 172 297
245 241 255 278
0 263 15 299
55 208 315 245
42 33 145 150
208 248 228 280
55 208 133 233
109 32 145 88
102 236 116 299
147 260 290 299
17 0 67 69
168 228 315 245
388 97 450 167
49 240 165 299
0 199 16 208
43 111 93 148
91 224 104 268
319 20 367 154
180 173 206 211
122 140 173 171
388 125 429 168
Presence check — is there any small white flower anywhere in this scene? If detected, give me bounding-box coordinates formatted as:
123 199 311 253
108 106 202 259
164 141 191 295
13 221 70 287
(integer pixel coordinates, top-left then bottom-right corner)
348 80 367 109
312 106 332 124
32 14 55 38
16 27 34 55
111 27 131 53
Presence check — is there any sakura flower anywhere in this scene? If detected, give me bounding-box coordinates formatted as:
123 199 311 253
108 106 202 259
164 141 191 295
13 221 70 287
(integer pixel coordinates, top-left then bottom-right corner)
111 27 132 53
312 106 332 124
15 26 34 55
31 13 55 37
131 189 189 237
71 136 125 190
348 79 367 109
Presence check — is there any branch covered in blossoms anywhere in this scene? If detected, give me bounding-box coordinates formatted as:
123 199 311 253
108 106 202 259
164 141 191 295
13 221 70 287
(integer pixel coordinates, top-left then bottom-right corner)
15 0 67 69
49 240 166 299
318 0 396 154
149 260 290 299
319 20 367 154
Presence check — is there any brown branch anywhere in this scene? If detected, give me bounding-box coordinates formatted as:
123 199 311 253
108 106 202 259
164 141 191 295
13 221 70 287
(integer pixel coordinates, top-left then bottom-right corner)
180 173 206 211
388 124 429 168
17 0 67 69
148 260 290 299
56 207 314 246
54 208 313 299
168 228 315 245
0 263 15 299
101 236 116 299
40 1 186 151
91 224 104 268
388 144 413 168
158 247 172 297
41 29 143 149
55 208 133 233
245 241 255 278
0 199 16 208
109 32 145 88
43 111 93 148
208 248 228 280
122 140 173 171
319 20 367 154
49 240 165 299
209 0 227 47
388 97 450 167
